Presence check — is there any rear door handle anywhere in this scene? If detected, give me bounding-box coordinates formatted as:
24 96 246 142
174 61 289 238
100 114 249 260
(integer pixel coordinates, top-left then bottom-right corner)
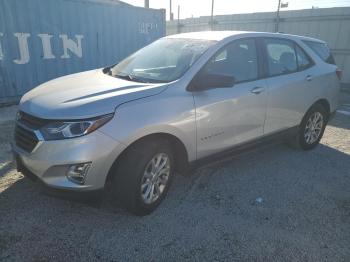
251 86 265 94
306 75 313 81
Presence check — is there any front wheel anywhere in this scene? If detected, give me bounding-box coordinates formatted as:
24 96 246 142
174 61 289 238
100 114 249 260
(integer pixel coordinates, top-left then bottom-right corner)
110 139 174 216
288 104 328 150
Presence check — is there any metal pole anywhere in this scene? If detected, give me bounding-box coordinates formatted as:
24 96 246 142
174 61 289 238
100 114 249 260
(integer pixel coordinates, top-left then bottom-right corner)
210 0 214 30
144 0 149 8
170 0 173 20
177 5 180 33
275 0 281 32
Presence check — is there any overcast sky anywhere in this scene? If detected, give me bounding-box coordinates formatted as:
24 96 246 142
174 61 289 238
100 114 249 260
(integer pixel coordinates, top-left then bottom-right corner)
122 0 350 20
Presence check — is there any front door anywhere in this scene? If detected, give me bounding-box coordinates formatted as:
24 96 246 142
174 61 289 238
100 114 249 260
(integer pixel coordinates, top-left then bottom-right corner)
192 38 268 159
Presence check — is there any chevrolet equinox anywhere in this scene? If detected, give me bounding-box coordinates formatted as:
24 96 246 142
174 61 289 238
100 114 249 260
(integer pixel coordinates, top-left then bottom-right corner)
13 31 341 215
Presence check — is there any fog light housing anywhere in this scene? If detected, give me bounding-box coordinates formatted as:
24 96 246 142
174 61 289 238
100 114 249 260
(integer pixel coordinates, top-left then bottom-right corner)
66 163 91 185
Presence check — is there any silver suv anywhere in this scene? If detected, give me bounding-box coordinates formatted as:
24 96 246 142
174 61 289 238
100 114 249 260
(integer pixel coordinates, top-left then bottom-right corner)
13 31 341 215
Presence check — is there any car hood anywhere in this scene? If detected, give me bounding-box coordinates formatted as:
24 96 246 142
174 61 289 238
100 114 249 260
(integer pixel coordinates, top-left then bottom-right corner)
19 69 168 119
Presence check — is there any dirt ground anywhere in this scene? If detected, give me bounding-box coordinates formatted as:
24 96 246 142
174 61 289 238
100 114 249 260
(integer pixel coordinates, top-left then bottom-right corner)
0 95 349 261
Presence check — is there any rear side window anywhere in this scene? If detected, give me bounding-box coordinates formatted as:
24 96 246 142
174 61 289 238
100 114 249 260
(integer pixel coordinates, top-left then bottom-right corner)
303 40 335 65
295 45 313 70
263 38 297 76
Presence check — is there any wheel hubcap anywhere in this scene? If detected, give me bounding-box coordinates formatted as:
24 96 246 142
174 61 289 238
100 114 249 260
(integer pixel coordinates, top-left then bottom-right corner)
140 153 170 204
304 112 323 144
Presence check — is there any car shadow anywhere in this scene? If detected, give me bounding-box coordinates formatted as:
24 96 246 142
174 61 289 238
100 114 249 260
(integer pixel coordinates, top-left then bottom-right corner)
328 110 350 130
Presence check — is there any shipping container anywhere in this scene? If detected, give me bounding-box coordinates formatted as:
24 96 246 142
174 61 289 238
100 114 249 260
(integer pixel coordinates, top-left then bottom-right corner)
0 0 165 105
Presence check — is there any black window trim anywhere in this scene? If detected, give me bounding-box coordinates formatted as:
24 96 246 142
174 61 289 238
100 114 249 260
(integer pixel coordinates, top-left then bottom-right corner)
193 37 264 86
259 37 315 79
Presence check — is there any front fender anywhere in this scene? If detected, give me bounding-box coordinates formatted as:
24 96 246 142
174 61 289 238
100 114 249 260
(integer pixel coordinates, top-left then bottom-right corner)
99 89 197 162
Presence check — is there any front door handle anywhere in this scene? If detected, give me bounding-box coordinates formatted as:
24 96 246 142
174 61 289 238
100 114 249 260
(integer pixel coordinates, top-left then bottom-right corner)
306 75 313 81
251 86 265 94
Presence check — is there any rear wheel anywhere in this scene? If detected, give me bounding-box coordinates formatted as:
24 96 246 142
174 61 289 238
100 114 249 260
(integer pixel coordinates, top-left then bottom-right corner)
288 104 328 150
110 138 174 216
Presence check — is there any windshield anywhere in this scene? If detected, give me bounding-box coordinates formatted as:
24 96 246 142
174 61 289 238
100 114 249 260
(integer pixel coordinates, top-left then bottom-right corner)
108 38 216 83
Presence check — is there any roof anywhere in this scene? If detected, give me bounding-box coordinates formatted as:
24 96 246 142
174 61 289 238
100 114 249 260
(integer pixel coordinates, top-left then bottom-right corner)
166 30 325 43
166 31 248 41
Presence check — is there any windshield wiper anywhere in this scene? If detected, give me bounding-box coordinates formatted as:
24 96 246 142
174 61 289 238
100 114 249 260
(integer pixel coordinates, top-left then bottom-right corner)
114 74 134 81
110 70 167 84
114 73 160 83
121 74 147 82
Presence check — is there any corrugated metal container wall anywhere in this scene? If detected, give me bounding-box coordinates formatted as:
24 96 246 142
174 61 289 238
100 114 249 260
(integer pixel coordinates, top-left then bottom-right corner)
0 0 165 105
167 7 350 85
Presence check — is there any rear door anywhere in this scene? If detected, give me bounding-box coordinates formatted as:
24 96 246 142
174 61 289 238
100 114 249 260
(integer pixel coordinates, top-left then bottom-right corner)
261 38 316 134
193 38 268 159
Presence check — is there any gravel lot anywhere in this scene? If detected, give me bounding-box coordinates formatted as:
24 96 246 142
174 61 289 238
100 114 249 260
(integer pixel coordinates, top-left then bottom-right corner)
0 95 349 261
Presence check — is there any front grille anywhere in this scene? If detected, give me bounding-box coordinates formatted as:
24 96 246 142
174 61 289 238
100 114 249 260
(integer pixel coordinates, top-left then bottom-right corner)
17 111 50 129
14 124 39 153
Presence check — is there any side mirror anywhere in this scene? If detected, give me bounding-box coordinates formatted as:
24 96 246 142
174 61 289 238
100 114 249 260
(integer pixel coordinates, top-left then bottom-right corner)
187 72 235 91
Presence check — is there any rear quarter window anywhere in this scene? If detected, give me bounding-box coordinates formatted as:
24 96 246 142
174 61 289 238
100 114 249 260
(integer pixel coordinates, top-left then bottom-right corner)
303 40 336 65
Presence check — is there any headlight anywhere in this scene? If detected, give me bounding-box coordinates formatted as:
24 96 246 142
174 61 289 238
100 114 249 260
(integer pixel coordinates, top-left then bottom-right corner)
40 113 113 140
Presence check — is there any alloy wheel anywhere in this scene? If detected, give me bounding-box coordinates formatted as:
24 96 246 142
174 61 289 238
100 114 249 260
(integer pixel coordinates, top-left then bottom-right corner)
140 153 171 204
304 111 324 144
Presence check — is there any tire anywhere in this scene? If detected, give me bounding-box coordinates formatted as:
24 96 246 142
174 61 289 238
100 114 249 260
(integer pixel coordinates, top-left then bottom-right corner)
288 103 328 150
110 138 174 216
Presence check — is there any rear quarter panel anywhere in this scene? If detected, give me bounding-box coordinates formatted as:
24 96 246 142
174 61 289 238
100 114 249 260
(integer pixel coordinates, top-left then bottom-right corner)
297 39 340 113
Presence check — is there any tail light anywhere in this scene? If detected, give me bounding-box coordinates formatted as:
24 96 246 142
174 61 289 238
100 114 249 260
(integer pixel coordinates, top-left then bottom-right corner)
336 68 343 81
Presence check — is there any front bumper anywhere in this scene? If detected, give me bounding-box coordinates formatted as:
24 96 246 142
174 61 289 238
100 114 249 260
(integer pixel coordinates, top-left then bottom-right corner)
12 130 126 191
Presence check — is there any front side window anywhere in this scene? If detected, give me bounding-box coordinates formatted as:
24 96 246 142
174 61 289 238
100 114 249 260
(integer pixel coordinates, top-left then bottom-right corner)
205 39 258 83
264 39 297 76
109 38 216 83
